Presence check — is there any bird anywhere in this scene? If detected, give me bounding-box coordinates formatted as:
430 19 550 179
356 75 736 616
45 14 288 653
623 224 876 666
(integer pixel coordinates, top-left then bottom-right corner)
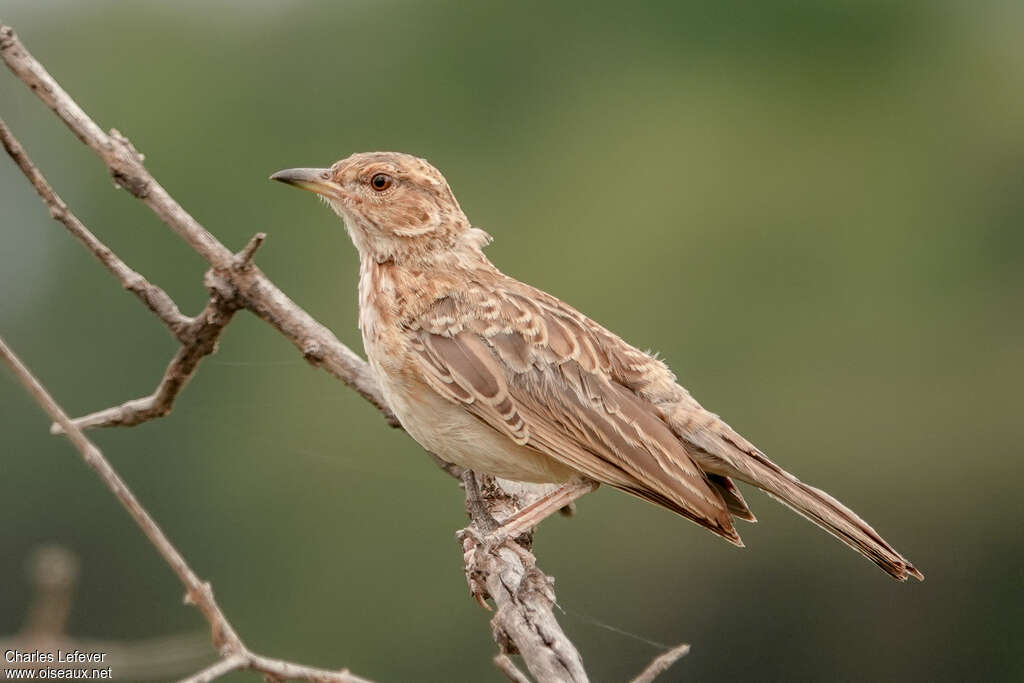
271 152 923 582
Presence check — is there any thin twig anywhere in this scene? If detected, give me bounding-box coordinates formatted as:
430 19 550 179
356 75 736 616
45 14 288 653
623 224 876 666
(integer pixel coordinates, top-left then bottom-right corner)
246 654 366 683
0 336 372 683
0 27 232 266
233 232 266 269
50 296 237 433
177 655 246 683
629 643 691 683
0 117 193 341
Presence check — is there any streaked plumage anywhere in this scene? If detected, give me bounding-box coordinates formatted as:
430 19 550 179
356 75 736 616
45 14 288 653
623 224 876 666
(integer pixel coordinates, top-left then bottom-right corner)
271 152 923 582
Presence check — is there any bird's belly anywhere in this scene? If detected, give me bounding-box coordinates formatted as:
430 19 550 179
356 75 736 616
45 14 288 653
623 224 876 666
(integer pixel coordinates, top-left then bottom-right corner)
373 364 574 484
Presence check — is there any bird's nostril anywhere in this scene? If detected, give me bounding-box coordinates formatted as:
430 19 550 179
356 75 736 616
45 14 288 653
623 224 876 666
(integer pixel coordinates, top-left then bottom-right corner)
320 172 330 179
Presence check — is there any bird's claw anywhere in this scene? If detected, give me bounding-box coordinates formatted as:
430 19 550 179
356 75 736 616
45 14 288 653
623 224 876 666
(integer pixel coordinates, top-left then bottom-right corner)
458 526 494 609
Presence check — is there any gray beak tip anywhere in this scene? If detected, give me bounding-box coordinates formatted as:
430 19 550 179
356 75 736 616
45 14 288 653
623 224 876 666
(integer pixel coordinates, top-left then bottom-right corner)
269 168 336 196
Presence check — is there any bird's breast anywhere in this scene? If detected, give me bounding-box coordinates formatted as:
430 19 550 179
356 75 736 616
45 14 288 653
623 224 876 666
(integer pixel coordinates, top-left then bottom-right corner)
372 359 574 483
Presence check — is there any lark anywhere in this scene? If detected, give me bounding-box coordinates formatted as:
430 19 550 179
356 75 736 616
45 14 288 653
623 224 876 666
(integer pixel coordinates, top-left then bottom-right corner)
272 152 922 582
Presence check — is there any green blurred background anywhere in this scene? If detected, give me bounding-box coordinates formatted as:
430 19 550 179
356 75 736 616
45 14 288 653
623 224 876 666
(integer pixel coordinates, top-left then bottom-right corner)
2 1 1022 681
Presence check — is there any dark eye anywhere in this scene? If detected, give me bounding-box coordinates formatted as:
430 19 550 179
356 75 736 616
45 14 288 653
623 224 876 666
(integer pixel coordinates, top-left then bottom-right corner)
370 173 393 191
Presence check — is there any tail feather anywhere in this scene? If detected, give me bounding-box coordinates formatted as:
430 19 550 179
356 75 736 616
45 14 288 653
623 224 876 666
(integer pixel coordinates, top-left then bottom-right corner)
707 473 757 522
662 393 921 580
745 459 923 581
619 484 747 548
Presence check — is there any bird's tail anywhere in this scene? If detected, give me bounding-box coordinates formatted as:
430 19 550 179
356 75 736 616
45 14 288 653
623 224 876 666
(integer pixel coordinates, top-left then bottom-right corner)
736 456 923 581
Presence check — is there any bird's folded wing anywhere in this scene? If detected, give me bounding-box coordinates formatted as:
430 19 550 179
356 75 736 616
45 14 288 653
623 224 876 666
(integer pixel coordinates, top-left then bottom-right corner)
409 288 741 544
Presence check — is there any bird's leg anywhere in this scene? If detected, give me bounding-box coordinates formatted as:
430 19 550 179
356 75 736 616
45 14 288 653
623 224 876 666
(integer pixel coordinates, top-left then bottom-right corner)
492 478 599 540
458 476 599 609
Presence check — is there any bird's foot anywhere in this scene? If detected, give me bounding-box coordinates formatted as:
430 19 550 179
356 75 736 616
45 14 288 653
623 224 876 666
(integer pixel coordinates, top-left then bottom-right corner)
457 524 537 610
457 525 494 609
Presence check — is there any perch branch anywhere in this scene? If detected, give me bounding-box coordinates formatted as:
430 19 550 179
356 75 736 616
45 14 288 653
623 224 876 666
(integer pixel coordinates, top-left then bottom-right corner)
0 336 371 683
460 474 588 682
2 23 688 682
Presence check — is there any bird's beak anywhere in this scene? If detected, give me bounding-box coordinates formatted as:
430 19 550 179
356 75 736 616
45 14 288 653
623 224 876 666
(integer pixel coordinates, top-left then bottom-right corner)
269 167 340 198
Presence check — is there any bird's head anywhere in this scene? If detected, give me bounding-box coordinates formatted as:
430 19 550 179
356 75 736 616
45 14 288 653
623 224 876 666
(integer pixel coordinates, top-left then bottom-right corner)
271 152 490 264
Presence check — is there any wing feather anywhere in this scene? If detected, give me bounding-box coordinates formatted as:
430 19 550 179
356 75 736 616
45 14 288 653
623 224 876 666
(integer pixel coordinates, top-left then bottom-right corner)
411 285 742 544
404 273 920 579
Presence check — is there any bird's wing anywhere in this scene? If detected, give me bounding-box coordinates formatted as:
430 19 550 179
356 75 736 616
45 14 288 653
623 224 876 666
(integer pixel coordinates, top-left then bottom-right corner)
407 276 921 580
488 287 923 580
408 282 742 544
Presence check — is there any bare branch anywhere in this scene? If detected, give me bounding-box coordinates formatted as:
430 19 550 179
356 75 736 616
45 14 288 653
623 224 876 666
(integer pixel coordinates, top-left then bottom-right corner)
0 117 193 341
461 475 588 682
478 542 587 682
0 23 673 681
246 654 368 683
629 643 691 683
178 655 246 683
50 296 237 433
0 336 372 683
0 27 232 266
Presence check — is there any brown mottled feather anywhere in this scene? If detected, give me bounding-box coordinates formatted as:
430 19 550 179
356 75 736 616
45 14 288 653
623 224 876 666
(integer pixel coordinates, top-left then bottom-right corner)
415 325 742 545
